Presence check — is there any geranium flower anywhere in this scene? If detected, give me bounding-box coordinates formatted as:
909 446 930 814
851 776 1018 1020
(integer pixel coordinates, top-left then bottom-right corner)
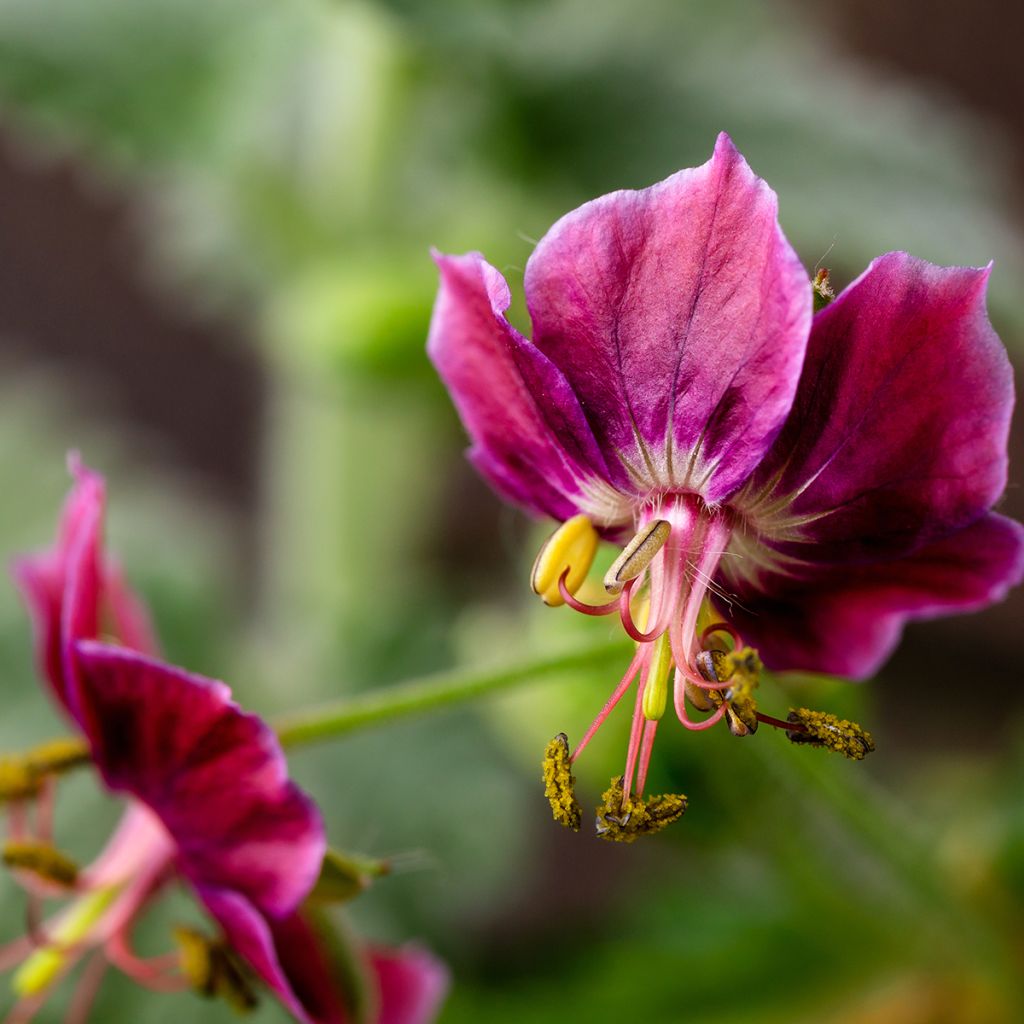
428 133 1024 838
2 459 448 1022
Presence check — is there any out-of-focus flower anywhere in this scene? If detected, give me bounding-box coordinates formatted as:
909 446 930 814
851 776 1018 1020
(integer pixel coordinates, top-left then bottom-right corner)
429 133 1024 838
2 459 447 1023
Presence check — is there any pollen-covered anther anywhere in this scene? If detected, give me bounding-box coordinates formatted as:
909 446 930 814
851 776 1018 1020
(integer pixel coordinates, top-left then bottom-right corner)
25 737 91 777
3 839 80 888
542 733 582 831
530 514 600 607
0 757 41 802
603 519 671 594
694 646 761 736
786 708 875 760
174 926 259 1012
594 776 687 843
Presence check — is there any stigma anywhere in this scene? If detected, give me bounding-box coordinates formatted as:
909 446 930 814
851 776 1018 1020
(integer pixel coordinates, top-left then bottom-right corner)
531 497 875 839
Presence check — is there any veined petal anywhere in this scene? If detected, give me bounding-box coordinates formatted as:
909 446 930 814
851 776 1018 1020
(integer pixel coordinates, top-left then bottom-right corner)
428 251 622 525
524 132 811 501
741 253 1014 564
723 514 1024 678
200 890 448 1024
72 643 325 918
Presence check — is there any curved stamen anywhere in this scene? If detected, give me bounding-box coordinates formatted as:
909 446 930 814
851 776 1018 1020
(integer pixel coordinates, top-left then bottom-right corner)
557 570 620 616
571 649 645 762
673 669 729 731
700 621 743 651
618 584 664 643
106 929 185 992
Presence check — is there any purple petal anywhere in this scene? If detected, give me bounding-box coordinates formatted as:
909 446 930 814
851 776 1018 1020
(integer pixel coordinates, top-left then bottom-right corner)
198 888 320 1024
12 458 105 719
200 891 447 1024
72 642 325 918
741 253 1014 564
524 132 812 502
370 946 449 1024
723 513 1024 678
428 251 623 525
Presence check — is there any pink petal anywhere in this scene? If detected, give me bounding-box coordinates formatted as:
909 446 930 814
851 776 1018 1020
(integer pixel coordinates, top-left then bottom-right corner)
524 132 811 502
370 946 449 1024
428 250 620 524
73 642 325 918
744 253 1014 565
724 513 1024 678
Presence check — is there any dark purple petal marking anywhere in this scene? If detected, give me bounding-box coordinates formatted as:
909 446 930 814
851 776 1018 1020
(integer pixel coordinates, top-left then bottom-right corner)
722 513 1024 678
72 643 325 919
428 250 626 525
524 132 811 501
742 253 1014 564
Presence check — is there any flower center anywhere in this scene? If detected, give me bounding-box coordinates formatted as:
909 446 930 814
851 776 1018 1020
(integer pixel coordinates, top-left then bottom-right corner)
532 493 875 839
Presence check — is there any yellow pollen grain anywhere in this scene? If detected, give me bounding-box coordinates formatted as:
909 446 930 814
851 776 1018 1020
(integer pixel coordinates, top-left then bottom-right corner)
530 515 600 607
25 737 91 776
594 776 687 843
542 733 582 831
786 708 875 760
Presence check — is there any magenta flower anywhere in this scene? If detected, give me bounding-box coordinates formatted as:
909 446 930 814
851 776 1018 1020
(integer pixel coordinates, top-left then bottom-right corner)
429 133 1024 834
3 459 447 1023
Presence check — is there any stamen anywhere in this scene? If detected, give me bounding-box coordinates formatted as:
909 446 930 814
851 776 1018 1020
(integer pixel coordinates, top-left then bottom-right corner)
3 841 79 889
641 632 673 722
786 708 875 760
635 720 658 796
24 739 90 778
0 761 40 804
603 519 671 594
571 650 644 762
556 569 620 616
700 621 742 650
595 776 687 843
541 734 582 831
618 587 663 643
530 515 600 607
173 927 258 1011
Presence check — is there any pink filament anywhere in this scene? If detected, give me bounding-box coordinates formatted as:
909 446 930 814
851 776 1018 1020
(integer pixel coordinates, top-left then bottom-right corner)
557 570 620 615
673 668 729 732
105 929 184 992
635 719 658 796
622 684 648 802
66 952 109 1024
571 649 645 762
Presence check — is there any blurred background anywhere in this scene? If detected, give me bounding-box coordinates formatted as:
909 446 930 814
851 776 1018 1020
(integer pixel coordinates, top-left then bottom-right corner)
0 0 1022 1021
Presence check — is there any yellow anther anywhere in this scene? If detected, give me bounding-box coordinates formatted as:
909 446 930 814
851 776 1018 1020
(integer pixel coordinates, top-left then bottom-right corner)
0 758 41 802
786 708 875 760
25 738 91 777
641 631 673 722
594 777 687 843
13 886 119 997
531 515 600 607
603 519 671 594
695 647 761 736
542 733 582 831
174 927 258 1012
3 840 79 888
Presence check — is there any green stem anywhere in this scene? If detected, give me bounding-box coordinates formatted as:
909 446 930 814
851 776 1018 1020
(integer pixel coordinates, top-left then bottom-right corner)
274 639 629 748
